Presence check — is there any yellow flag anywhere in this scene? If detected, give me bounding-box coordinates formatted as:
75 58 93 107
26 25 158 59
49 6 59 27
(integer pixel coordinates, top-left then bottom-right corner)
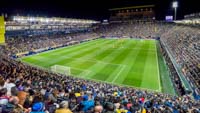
0 16 5 44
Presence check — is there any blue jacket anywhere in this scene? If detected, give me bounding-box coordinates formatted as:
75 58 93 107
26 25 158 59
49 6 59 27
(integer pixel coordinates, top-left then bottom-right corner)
81 100 95 112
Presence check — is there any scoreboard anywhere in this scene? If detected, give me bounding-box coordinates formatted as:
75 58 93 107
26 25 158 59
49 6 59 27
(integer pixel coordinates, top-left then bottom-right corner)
0 16 5 44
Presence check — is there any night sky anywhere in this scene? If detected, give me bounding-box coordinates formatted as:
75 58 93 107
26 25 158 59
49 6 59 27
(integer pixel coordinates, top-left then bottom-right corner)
0 0 199 20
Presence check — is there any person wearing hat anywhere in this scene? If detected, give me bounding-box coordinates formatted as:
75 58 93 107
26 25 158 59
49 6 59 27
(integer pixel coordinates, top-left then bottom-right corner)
30 102 45 113
55 101 72 113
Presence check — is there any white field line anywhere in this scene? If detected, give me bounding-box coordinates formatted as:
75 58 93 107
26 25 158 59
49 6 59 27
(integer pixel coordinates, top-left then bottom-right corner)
155 42 161 92
111 65 126 83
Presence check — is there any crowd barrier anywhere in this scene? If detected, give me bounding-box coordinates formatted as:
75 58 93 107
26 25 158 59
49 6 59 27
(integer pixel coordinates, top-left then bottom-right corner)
160 40 200 100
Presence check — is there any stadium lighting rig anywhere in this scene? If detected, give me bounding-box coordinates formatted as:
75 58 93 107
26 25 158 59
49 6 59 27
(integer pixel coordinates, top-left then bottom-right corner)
12 16 100 24
172 1 178 20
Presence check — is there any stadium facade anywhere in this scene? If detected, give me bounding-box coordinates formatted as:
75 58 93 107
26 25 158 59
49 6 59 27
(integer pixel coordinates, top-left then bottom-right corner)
109 5 155 22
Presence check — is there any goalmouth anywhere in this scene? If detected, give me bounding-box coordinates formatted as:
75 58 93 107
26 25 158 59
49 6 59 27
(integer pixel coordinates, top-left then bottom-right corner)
50 65 92 78
50 65 71 76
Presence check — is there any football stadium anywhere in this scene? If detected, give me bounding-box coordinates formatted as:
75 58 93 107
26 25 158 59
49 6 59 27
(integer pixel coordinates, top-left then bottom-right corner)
0 0 200 113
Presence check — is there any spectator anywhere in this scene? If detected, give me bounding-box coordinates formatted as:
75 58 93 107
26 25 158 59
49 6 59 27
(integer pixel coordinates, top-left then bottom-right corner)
55 101 72 113
4 78 16 96
0 76 5 89
31 102 45 113
0 88 9 105
94 105 103 113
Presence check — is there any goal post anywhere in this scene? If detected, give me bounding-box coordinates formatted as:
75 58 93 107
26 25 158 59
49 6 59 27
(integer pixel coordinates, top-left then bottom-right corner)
50 65 71 75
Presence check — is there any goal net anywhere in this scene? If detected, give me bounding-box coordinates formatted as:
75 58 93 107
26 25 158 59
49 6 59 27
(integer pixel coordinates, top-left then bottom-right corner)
50 65 71 75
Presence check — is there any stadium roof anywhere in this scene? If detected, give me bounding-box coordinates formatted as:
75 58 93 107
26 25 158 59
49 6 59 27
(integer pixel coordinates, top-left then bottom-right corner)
109 5 155 11
12 16 100 24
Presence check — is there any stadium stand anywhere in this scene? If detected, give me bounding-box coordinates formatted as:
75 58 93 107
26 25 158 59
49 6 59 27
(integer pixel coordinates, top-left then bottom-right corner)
0 17 200 112
5 32 98 57
161 25 200 99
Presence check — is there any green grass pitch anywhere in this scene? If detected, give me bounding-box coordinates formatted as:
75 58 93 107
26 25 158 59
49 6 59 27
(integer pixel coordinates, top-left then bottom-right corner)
21 38 162 92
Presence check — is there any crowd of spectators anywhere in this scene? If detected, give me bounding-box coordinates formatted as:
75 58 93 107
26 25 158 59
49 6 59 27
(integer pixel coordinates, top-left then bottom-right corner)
160 43 186 96
0 21 200 112
4 32 98 56
161 25 200 95
96 22 171 39
0 55 199 113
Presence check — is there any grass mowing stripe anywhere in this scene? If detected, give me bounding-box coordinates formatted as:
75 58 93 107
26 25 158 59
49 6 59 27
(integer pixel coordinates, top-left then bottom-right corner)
105 41 140 82
137 41 151 88
155 41 161 91
108 41 140 84
111 65 126 83
131 43 149 87
89 40 135 80
81 40 133 78
89 40 133 80
140 41 159 91
122 42 148 87
91 64 118 81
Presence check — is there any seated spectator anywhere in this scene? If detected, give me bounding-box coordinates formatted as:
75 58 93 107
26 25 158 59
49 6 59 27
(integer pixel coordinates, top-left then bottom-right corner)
1 96 24 113
104 102 115 113
17 90 28 106
55 101 72 113
0 88 9 105
30 102 45 113
10 87 18 97
48 89 58 103
94 105 103 113
0 76 5 89
80 94 95 112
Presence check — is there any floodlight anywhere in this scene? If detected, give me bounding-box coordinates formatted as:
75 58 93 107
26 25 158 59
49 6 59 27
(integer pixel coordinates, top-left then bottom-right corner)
172 1 178 20
172 1 178 8
46 19 49 23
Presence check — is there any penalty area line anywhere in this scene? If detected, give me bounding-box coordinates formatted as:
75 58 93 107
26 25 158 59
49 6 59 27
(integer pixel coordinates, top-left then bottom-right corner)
111 65 126 83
